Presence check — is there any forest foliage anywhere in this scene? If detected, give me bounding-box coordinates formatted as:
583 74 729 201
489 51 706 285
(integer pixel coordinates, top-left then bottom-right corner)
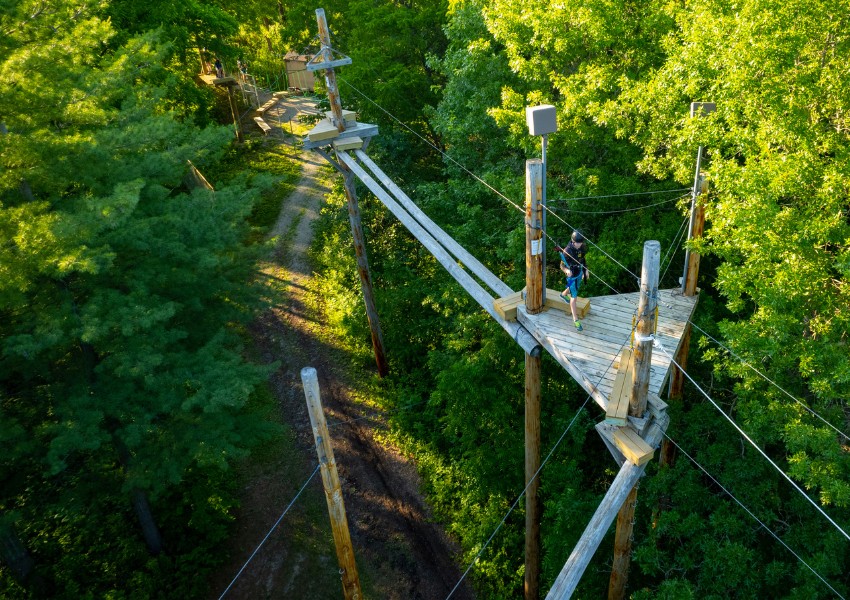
1 0 849 598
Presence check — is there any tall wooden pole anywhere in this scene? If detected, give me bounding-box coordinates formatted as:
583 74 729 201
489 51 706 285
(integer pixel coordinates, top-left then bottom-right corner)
226 86 244 143
629 241 660 418
301 367 362 600
525 159 544 315
314 8 388 377
316 9 345 132
523 159 544 599
609 241 659 600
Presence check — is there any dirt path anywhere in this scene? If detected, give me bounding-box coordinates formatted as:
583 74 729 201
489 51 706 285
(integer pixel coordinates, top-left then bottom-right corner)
210 116 474 599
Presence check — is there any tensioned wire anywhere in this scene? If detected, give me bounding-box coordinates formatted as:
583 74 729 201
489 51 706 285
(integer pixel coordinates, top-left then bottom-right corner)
339 76 690 293
660 215 691 283
218 464 321 599
686 320 850 443
550 188 690 203
664 434 846 600
340 77 692 222
547 193 687 215
653 339 850 543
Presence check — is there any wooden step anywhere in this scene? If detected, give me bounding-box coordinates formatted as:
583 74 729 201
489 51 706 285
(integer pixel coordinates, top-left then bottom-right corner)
605 347 633 426
493 291 524 321
253 117 272 135
612 426 655 466
306 118 340 142
544 288 591 319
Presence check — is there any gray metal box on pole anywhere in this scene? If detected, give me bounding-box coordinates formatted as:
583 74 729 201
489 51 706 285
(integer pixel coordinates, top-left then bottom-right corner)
526 105 557 136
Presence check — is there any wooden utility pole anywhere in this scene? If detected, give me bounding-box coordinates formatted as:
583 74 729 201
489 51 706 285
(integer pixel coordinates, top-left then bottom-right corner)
608 240 659 600
524 159 544 599
313 8 388 377
301 367 362 600
525 159 545 315
226 85 244 143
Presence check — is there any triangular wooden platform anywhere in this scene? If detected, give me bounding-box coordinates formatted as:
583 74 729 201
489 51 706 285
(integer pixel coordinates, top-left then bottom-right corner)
515 289 698 412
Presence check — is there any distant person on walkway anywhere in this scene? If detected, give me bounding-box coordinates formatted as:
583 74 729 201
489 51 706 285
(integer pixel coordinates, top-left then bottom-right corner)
556 230 589 331
237 58 247 81
214 58 223 78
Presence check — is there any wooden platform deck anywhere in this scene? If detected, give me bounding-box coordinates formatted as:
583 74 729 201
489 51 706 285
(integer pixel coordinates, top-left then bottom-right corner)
516 289 697 413
199 74 238 87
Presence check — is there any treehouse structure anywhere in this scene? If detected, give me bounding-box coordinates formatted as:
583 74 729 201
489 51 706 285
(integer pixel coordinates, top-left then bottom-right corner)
303 8 703 600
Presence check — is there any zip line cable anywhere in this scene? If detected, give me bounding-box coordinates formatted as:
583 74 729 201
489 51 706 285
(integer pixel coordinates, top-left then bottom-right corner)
548 193 688 215
445 396 592 599
685 320 850 443
550 188 691 203
218 464 321 599
664 434 847 600
660 216 691 284
653 339 850 543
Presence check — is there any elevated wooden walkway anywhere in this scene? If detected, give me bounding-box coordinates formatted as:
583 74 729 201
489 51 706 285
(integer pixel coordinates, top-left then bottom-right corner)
513 289 697 412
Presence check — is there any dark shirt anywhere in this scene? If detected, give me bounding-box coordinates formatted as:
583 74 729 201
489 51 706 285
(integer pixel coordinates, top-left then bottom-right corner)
561 242 587 278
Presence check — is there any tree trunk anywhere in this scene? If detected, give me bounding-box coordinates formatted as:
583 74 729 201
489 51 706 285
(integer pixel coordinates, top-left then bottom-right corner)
0 522 34 583
112 433 164 555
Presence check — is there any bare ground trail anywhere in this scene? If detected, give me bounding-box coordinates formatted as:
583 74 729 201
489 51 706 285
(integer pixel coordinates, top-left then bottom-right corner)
209 105 474 599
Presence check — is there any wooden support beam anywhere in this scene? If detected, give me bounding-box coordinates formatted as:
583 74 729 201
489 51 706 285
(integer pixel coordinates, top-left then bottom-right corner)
524 352 541 600
301 367 362 600
310 9 387 378
341 166 388 377
525 159 544 315
545 420 665 600
354 150 512 299
337 151 541 357
608 486 638 600
226 87 244 143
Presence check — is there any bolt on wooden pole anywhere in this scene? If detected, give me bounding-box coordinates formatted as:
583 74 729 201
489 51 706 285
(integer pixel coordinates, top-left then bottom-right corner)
301 367 362 600
314 8 388 377
523 159 544 599
608 240 659 600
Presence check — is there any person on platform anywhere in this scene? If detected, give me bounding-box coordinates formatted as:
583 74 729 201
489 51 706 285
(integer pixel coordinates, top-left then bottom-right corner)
214 58 224 78
556 230 589 331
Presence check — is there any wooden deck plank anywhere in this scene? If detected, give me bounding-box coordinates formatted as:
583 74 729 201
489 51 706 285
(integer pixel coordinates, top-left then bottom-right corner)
605 348 633 426
516 288 698 412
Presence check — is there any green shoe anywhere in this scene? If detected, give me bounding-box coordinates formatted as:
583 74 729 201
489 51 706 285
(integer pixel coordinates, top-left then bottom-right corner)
574 320 583 332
